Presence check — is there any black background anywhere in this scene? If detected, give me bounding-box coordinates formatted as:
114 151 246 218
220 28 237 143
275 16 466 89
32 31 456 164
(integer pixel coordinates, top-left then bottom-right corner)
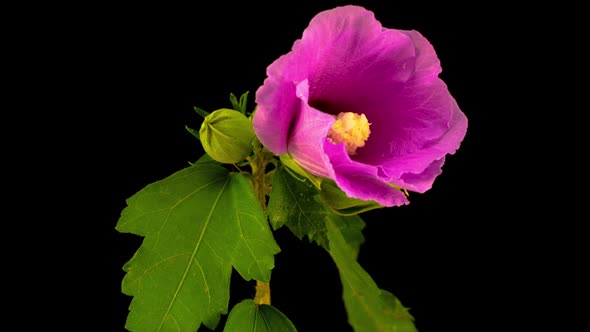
26 1 572 331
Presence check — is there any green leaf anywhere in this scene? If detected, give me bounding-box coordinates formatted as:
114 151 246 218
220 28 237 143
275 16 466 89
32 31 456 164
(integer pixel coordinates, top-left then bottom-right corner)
230 93 241 113
229 91 250 115
328 214 365 260
267 166 367 256
194 106 210 117
326 217 417 332
267 165 329 248
116 163 280 331
223 300 297 332
185 124 201 141
267 164 413 331
238 91 249 115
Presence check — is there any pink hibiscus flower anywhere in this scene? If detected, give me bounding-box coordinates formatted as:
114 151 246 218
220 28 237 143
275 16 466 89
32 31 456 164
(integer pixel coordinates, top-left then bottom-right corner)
253 5 468 207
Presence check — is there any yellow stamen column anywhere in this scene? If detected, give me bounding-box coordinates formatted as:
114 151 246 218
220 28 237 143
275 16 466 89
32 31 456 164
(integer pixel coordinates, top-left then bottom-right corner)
327 112 371 155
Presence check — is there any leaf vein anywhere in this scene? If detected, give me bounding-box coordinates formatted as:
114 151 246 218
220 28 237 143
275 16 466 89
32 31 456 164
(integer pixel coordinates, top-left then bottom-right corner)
154 176 227 249
156 175 231 331
236 211 263 276
281 170 318 230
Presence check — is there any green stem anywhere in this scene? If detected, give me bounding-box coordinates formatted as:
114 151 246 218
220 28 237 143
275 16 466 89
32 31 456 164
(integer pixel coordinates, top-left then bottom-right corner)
248 144 273 305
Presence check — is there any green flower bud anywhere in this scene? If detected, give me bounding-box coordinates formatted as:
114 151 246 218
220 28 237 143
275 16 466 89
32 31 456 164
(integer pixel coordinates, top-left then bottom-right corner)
199 108 255 164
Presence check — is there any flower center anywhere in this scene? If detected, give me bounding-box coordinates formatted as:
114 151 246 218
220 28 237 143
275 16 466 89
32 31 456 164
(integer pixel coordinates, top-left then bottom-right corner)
327 112 371 155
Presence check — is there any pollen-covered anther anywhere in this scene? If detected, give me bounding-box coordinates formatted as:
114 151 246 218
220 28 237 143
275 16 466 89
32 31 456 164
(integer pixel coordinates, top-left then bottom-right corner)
327 112 371 155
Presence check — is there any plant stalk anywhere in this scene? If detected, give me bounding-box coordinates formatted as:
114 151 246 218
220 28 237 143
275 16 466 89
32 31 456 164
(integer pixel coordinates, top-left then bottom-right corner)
248 144 273 305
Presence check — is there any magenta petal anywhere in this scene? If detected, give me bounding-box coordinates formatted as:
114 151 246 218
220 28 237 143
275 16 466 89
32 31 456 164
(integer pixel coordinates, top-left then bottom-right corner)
303 7 416 104
366 78 459 168
355 31 457 167
399 158 445 192
383 98 468 192
400 30 442 81
387 158 445 193
288 80 336 178
253 78 298 154
324 141 409 207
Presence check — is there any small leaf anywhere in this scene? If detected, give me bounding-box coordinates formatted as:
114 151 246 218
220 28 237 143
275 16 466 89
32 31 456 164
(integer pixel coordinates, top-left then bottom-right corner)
194 106 210 117
238 91 249 115
229 91 250 114
116 163 280 331
230 93 241 113
267 165 328 248
186 124 201 141
326 216 417 332
223 299 298 332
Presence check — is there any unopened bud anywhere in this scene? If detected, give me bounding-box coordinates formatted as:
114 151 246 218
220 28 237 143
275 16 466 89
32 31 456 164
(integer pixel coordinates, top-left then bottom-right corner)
199 108 255 163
